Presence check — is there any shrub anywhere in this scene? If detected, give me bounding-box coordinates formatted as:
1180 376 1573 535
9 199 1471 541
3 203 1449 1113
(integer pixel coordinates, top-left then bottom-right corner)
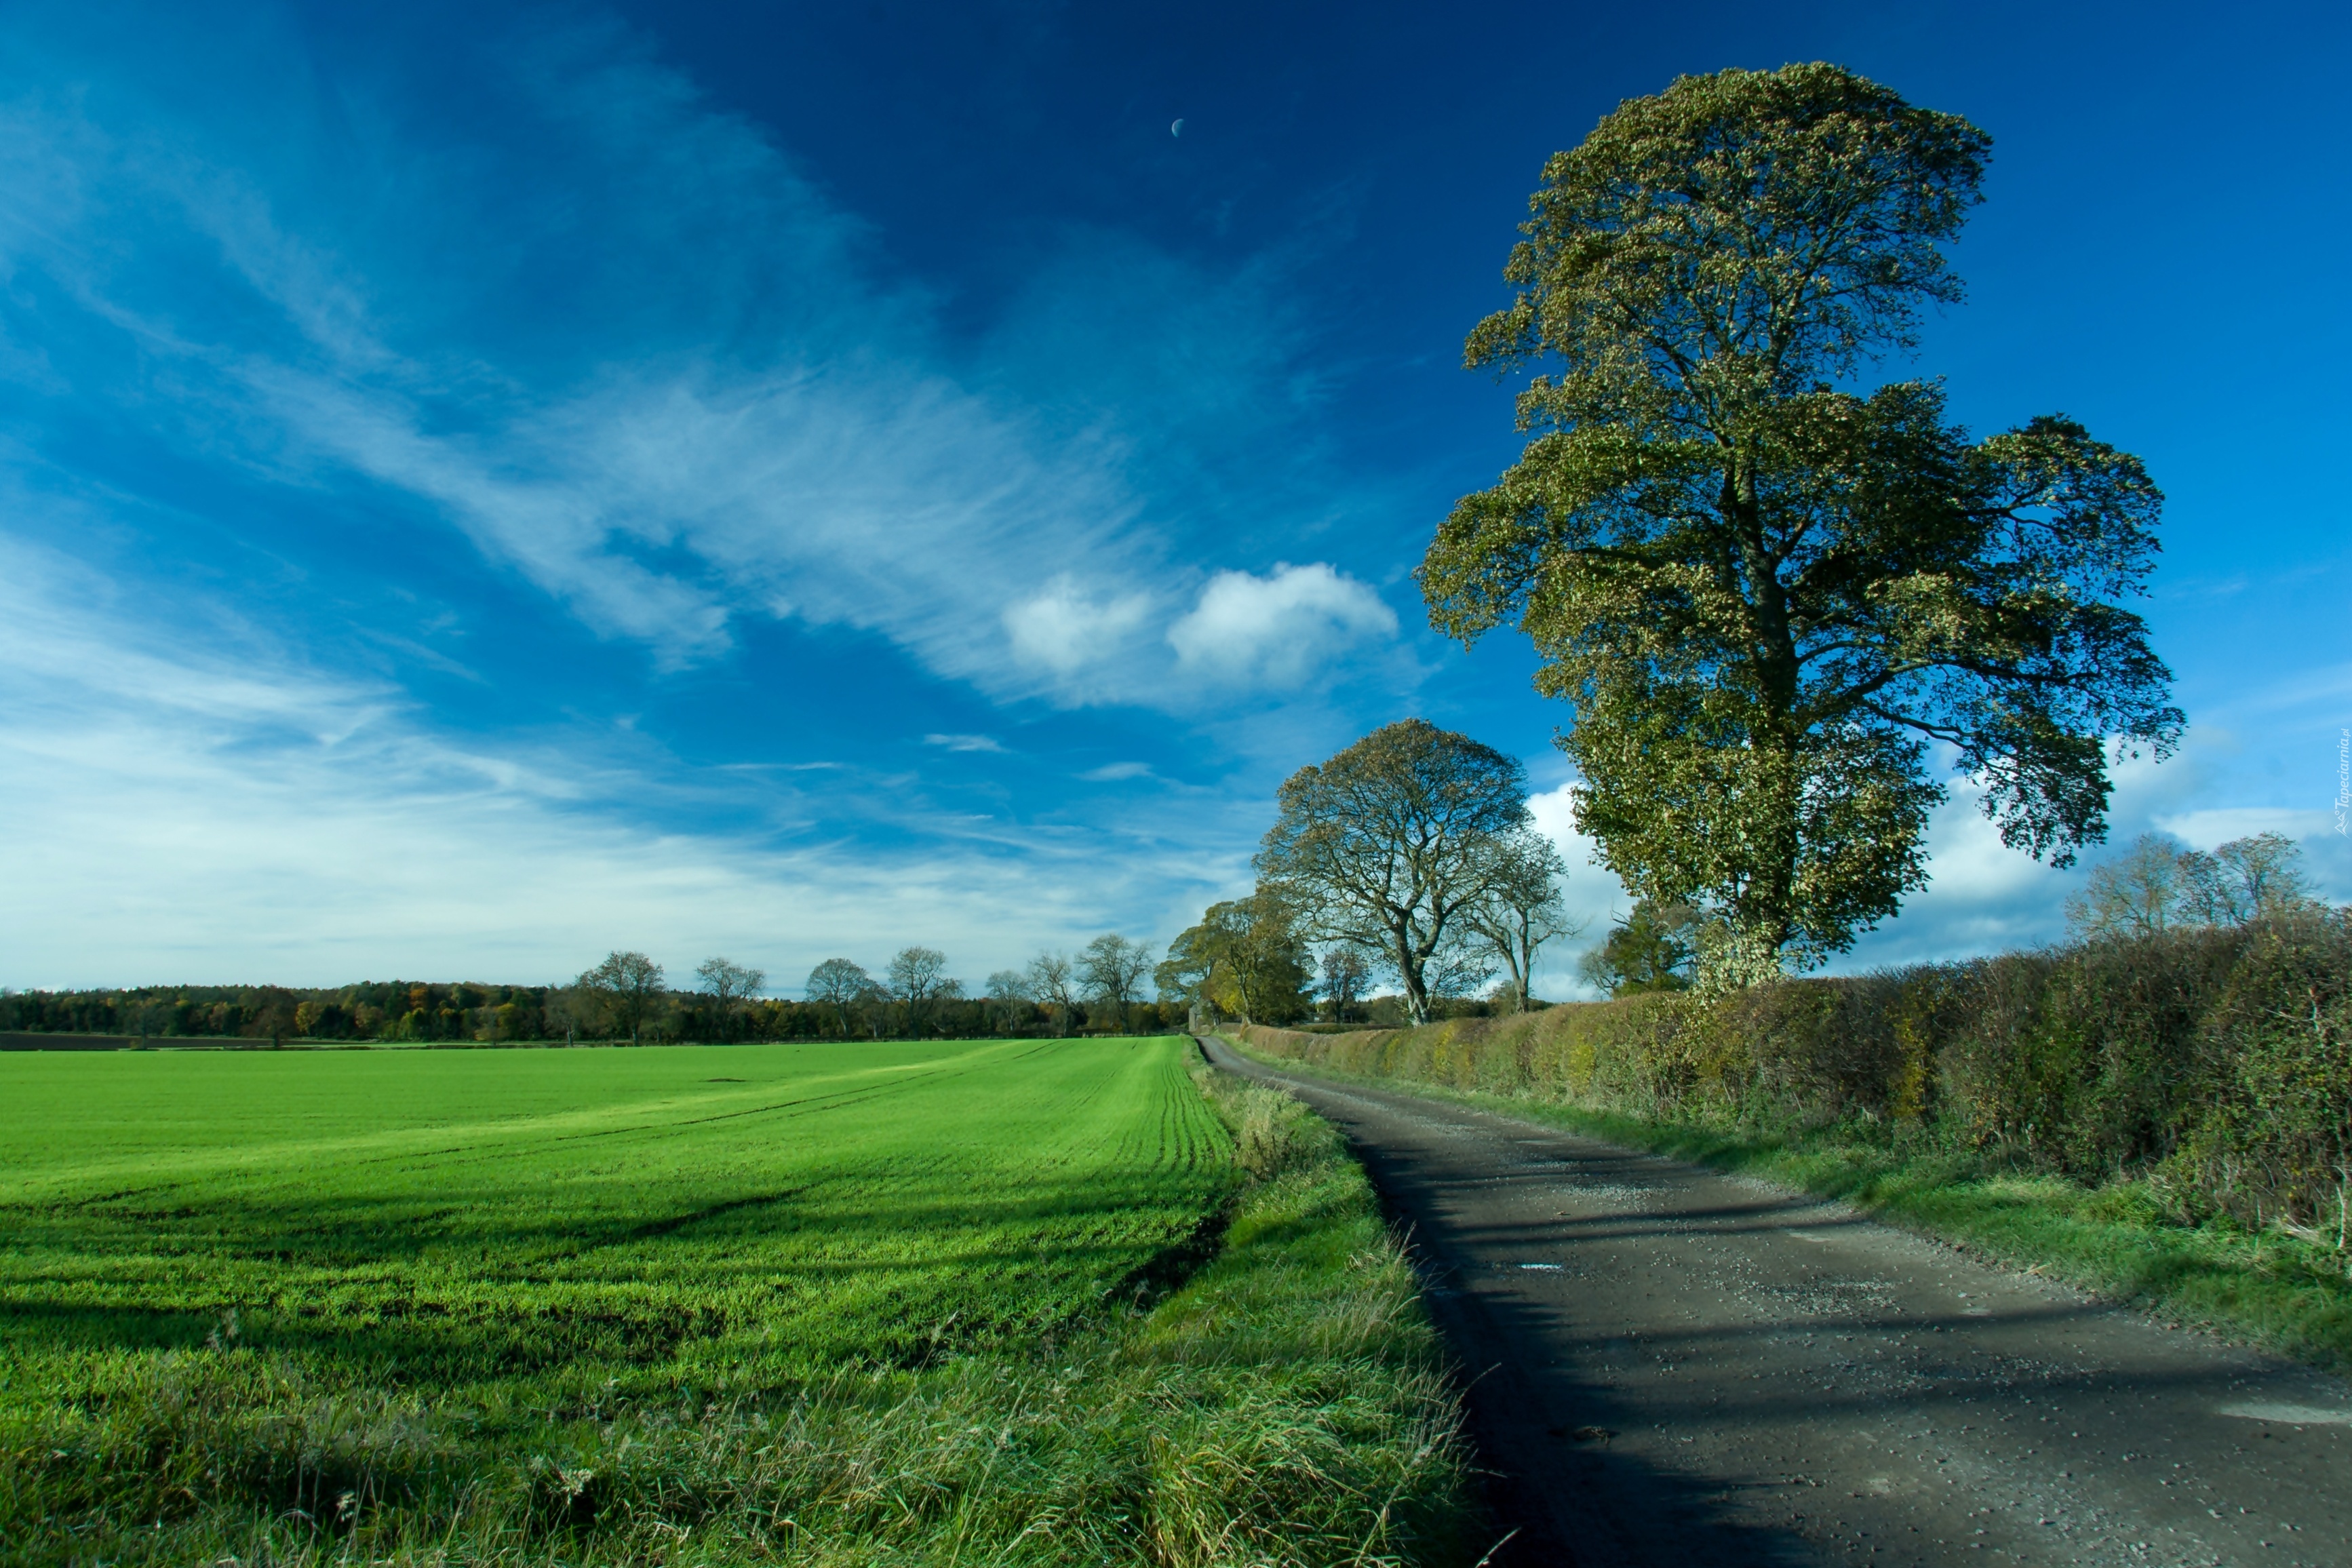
1235 912 2352 1244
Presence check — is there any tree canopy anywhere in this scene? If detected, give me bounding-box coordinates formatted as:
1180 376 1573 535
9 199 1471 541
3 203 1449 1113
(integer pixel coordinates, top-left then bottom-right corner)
804 958 872 1034
1078 933 1150 1013
1419 63 2180 981
1158 891 1314 1025
1025 951 1080 1035
884 946 956 1036
1318 946 1371 1022
696 956 764 1004
1578 901 1700 997
692 956 766 1041
578 950 664 1044
1257 719 1528 1023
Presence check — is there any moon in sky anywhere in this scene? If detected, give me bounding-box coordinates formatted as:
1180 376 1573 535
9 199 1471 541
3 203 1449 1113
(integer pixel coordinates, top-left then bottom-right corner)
1170 118 1184 138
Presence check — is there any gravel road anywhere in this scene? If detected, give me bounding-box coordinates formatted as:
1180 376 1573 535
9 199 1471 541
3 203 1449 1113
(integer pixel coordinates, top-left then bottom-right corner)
1200 1037 2352 1567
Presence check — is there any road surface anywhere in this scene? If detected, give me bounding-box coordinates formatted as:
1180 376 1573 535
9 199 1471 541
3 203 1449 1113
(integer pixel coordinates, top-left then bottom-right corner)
1200 1037 2352 1567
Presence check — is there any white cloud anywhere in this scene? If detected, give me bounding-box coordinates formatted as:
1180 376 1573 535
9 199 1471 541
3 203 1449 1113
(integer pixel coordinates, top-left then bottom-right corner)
2153 805 2334 846
924 733 1006 753
1520 781 1629 998
1004 577 1154 681
1166 562 1397 687
1082 761 1155 782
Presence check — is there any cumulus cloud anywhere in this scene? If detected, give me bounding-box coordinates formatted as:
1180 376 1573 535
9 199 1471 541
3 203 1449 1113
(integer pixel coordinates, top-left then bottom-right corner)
1004 578 1155 682
1167 562 1397 686
1521 781 1628 997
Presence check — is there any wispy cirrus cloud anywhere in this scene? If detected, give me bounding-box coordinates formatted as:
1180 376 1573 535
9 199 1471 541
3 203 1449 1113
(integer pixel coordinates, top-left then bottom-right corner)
0 12 1404 709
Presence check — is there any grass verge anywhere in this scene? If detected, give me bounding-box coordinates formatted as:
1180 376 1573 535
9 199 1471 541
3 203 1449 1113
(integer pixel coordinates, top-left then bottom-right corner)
2 1045 1475 1567
1220 1032 2352 1378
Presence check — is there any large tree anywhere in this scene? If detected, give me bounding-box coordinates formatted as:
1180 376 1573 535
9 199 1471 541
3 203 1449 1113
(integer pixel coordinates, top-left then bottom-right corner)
1026 951 1081 1036
1257 719 1528 1023
1318 946 1371 1023
1578 900 1701 998
983 968 1035 1033
1419 64 2180 979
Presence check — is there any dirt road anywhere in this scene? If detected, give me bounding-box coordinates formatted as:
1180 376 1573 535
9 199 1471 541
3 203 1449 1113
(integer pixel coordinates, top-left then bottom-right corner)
1200 1038 2352 1567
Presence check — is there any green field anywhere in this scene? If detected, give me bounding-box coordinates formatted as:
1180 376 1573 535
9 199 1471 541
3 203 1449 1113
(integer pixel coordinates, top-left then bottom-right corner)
0 1038 1471 1565
3 1038 1228 1377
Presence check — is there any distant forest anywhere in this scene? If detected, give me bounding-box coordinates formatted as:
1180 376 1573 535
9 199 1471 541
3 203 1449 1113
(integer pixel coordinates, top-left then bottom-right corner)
0 981 1141 1044
0 979 1487 1046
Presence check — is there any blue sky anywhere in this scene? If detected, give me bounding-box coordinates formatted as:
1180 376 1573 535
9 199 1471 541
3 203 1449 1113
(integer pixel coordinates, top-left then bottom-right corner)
3 0 2346 996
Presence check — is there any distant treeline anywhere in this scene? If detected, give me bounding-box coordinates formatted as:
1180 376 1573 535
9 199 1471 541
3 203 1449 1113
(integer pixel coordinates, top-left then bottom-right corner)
0 981 1198 1045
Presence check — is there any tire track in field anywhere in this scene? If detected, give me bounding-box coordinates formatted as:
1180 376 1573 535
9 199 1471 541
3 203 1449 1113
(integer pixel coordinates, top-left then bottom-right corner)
17 1040 1202 1239
40 1076 950 1211
11 1051 1004 1210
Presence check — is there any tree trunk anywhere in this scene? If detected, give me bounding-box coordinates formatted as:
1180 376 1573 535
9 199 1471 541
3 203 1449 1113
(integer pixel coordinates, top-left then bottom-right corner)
1397 928 1430 1025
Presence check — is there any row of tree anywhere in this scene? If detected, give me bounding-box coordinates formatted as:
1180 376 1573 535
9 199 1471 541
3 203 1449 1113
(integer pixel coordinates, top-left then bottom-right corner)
0 981 572 1043
16 829 2302 1044
792 933 1156 1039
0 941 1183 1044
545 937 1172 1044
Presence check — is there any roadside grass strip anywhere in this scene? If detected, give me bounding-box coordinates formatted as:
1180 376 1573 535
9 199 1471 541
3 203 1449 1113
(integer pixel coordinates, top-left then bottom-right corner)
0 1036 1473 1565
1220 1034 2352 1377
